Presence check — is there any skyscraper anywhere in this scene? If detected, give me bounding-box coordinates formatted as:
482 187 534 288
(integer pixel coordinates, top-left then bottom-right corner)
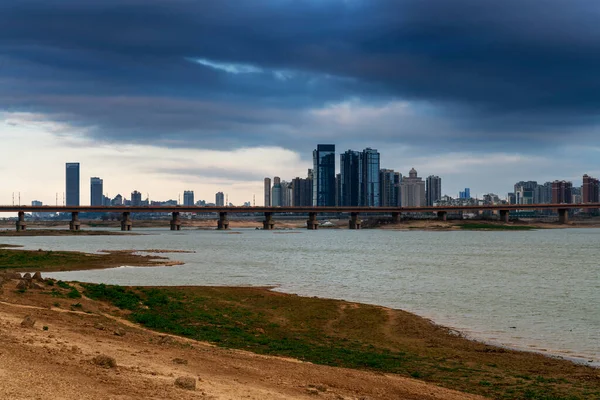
340 150 360 206
552 181 572 204
380 169 397 207
582 174 599 203
271 177 282 207
264 178 271 207
360 148 380 207
131 190 142 206
425 175 442 206
215 192 225 206
312 144 336 206
65 162 80 206
400 168 426 207
183 190 195 206
292 176 313 206
90 177 103 206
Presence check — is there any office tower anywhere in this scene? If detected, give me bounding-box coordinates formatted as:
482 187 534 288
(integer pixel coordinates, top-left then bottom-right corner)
534 182 553 204
65 162 80 206
340 150 360 206
552 181 572 204
426 175 442 206
400 168 426 207
271 177 282 207
264 178 271 206
583 174 599 203
131 190 142 206
90 177 103 206
459 188 471 199
281 181 293 207
312 144 336 206
361 148 380 207
394 172 402 206
507 192 516 204
111 194 123 206
335 173 341 206
215 192 225 206
183 190 195 206
292 176 313 206
380 169 397 207
514 181 537 204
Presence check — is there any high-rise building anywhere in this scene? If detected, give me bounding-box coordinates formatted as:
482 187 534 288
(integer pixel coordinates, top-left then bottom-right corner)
360 148 380 207
90 177 103 206
394 172 402 206
131 190 142 206
312 144 336 206
400 168 426 207
425 175 442 206
292 176 313 207
264 178 271 207
111 194 123 206
380 169 397 207
183 190 195 206
340 150 360 206
215 192 225 206
271 176 282 207
514 181 537 204
552 181 572 204
65 162 80 206
535 182 553 204
281 181 293 207
459 188 471 199
335 173 341 206
582 174 599 203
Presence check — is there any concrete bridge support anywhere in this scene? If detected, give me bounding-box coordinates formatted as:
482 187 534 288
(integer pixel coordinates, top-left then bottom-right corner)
349 212 362 229
69 212 81 231
217 212 229 230
499 210 510 223
437 211 447 221
170 212 181 231
558 208 569 224
263 212 275 230
121 212 132 231
306 212 319 230
391 212 400 224
15 211 26 232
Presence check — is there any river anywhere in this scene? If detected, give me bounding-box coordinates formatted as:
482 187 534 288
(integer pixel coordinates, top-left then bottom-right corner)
2 227 598 366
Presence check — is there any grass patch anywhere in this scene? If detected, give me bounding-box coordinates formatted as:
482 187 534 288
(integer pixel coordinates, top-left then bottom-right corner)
82 284 599 400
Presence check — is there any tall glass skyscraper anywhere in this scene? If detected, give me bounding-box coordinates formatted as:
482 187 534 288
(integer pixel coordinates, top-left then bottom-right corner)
360 148 380 207
426 175 442 206
312 144 336 206
90 177 103 206
66 162 80 206
340 150 360 206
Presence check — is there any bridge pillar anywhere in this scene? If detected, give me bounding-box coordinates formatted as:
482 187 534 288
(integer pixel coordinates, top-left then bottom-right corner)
391 212 400 224
499 210 510 223
437 211 447 221
558 208 569 224
349 212 362 229
170 212 181 231
121 212 132 231
15 211 26 232
306 212 319 230
69 212 81 231
217 212 229 230
263 212 275 230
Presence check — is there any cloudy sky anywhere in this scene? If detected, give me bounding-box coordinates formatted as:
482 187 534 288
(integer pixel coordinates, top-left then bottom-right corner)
2 0 599 206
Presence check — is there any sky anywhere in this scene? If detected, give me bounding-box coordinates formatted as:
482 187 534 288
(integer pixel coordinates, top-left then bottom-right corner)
2 0 600 206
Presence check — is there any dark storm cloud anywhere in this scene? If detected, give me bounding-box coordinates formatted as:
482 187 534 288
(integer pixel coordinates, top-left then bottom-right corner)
2 0 600 150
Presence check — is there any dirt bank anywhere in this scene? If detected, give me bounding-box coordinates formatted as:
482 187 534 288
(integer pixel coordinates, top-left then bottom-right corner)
0 277 484 400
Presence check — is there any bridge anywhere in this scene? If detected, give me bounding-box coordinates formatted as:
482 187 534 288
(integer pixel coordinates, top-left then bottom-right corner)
2 203 599 231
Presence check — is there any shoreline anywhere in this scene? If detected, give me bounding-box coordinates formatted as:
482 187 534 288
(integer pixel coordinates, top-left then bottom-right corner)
1 273 598 399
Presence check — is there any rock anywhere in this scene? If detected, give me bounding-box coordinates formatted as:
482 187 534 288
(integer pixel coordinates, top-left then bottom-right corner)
158 335 175 345
32 272 43 281
306 388 320 396
31 282 45 290
92 354 117 368
174 376 196 390
16 280 29 290
113 328 126 336
93 322 106 331
20 315 36 328
172 358 188 365
22 273 32 281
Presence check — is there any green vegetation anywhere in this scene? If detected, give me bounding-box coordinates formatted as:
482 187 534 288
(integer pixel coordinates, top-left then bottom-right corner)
460 223 536 231
82 284 600 400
